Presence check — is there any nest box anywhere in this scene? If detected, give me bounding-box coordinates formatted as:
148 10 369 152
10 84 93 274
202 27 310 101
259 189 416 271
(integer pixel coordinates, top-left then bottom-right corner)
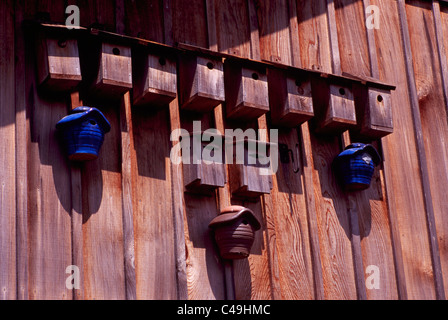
209 205 261 260
227 138 273 200
353 83 394 139
36 33 82 91
133 49 177 107
178 54 225 112
56 106 111 161
268 68 314 127
311 76 357 134
224 60 270 121
82 41 133 99
333 143 381 191
182 131 226 195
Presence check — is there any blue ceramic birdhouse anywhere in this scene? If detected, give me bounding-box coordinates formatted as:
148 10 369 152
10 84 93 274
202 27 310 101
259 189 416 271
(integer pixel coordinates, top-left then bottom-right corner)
56 106 111 161
333 143 381 191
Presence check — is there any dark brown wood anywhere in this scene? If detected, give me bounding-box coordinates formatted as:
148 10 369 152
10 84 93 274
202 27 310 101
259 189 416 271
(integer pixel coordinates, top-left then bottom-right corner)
311 77 357 134
398 0 445 299
119 92 137 300
268 68 314 127
224 60 269 121
89 42 133 98
353 84 393 139
178 54 225 112
15 0 28 300
0 0 16 300
182 131 226 195
227 139 273 200
69 91 85 301
299 123 325 300
132 49 177 107
35 35 82 92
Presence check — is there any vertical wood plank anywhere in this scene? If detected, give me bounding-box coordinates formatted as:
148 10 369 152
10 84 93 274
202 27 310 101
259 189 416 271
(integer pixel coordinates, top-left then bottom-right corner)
0 0 16 300
81 104 126 300
334 0 371 77
163 1 188 300
132 104 179 299
340 132 367 300
206 1 236 300
370 0 429 300
15 0 29 300
256 0 317 300
119 92 137 300
256 0 292 65
371 0 418 300
299 123 325 300
326 0 342 74
214 0 252 58
69 92 84 300
27 80 73 300
404 0 447 299
335 0 400 300
167 99 189 300
170 0 208 48
297 0 332 73
123 0 165 42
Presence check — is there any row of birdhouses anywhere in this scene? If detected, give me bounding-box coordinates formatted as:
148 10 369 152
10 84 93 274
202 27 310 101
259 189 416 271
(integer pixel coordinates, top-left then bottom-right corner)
36 28 393 200
36 31 394 139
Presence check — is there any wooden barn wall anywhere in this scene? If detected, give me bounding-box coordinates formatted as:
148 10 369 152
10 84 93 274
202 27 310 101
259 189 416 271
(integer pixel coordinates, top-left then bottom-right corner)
1 0 447 299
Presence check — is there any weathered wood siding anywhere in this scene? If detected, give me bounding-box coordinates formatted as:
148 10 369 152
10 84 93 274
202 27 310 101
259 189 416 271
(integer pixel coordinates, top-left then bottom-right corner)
1 0 447 299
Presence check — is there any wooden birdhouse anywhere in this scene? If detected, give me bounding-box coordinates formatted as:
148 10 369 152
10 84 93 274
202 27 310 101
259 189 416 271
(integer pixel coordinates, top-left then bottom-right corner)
311 76 357 134
56 106 111 161
353 83 394 139
36 33 82 92
268 68 314 127
86 42 133 99
333 143 381 191
132 49 177 107
178 54 225 112
226 138 273 200
182 131 226 195
224 60 270 121
209 205 261 260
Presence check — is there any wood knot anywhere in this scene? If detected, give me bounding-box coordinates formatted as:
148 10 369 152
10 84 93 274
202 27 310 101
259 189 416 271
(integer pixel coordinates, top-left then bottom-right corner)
416 78 432 102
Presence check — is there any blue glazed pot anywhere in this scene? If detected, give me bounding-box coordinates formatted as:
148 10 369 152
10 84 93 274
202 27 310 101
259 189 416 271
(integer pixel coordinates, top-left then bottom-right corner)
56 107 111 161
333 143 381 191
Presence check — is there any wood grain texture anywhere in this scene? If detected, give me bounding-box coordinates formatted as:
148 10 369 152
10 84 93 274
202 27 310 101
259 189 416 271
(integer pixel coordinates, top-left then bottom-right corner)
179 112 227 300
256 0 292 65
15 0 29 300
124 0 164 42
36 37 82 91
310 134 357 299
119 92 137 300
81 105 126 300
334 0 371 78
268 128 315 299
27 87 73 300
0 0 16 300
406 0 447 299
170 0 208 48
372 0 436 299
335 0 399 300
69 92 85 300
297 0 332 73
214 0 252 58
132 105 178 299
168 98 188 300
299 122 325 300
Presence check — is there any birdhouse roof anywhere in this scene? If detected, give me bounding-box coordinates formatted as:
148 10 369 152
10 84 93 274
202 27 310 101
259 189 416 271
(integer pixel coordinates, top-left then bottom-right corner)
56 106 111 132
335 143 381 166
208 205 261 230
